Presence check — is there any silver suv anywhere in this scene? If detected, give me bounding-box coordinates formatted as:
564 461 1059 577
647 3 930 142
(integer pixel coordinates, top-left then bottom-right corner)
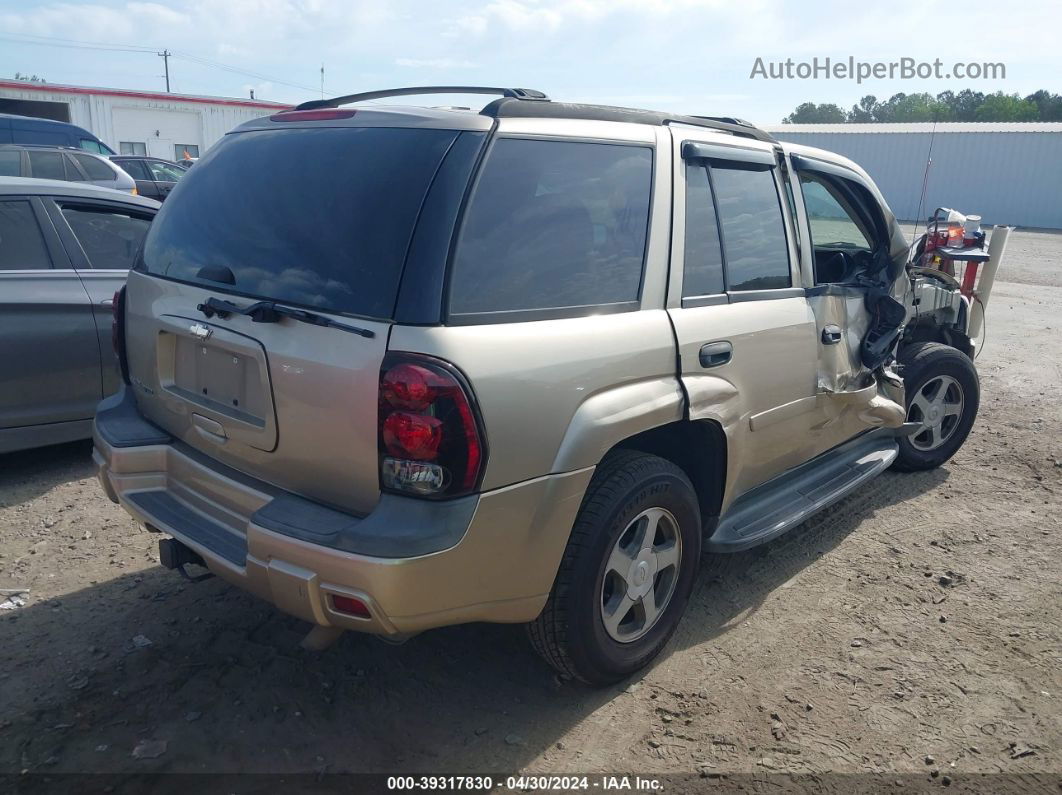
94 87 981 684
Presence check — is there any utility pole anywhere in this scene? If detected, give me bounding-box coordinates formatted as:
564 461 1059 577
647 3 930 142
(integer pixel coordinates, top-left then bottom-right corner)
158 50 171 92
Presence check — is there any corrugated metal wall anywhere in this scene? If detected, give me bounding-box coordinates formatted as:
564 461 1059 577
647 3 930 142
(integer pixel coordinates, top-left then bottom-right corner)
769 129 1062 229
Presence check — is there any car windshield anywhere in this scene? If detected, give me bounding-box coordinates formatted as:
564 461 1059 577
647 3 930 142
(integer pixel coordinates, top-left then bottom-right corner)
138 126 460 319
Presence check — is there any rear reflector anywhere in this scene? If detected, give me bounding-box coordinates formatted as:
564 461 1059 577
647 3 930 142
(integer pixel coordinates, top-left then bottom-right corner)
270 109 357 122
331 595 370 618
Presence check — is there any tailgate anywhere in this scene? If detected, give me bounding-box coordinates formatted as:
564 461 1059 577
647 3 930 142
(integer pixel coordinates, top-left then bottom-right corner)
125 271 390 515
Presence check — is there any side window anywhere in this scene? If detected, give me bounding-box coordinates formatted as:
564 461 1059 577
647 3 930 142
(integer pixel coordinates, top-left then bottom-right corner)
27 150 68 181
79 139 105 154
71 153 116 181
449 138 653 317
682 164 725 297
0 201 52 270
147 161 184 181
798 174 872 250
710 165 791 291
60 205 152 270
118 160 149 180
0 151 21 177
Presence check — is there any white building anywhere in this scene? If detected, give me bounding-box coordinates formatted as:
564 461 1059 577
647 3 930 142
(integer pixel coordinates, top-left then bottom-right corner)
765 122 1062 229
0 78 289 160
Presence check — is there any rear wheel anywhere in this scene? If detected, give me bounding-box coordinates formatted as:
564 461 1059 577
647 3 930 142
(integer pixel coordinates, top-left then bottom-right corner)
893 342 980 471
528 451 701 685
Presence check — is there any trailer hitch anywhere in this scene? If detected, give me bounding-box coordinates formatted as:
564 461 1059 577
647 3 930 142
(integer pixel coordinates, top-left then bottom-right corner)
158 538 215 583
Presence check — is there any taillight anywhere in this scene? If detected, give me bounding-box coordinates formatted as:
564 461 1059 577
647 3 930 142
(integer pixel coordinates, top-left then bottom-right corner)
111 286 130 385
378 354 485 499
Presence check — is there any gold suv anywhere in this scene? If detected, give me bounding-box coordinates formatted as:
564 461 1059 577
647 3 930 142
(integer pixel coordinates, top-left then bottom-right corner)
95 87 980 684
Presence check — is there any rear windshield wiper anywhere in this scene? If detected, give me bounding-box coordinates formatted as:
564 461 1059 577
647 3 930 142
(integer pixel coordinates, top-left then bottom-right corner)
197 296 375 338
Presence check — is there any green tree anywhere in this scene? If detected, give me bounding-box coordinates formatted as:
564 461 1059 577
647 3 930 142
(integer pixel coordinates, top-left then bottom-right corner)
875 92 952 122
950 89 985 121
1025 90 1062 121
974 92 1038 121
848 95 879 123
782 102 847 124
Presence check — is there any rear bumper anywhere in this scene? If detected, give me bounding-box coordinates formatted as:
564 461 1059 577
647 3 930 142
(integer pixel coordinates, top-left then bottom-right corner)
94 388 592 635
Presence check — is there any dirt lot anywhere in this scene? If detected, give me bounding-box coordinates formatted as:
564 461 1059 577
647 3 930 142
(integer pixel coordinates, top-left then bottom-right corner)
1 229 1060 790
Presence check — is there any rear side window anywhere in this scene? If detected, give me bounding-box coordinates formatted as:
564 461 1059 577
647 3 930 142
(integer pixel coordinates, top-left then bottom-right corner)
71 153 115 181
0 201 52 270
140 127 459 319
61 205 152 270
449 138 652 318
28 150 67 181
0 151 20 177
683 164 725 297
711 165 790 291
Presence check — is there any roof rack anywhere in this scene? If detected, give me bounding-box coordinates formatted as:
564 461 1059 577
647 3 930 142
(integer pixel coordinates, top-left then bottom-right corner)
481 98 777 144
296 86 549 111
295 86 775 144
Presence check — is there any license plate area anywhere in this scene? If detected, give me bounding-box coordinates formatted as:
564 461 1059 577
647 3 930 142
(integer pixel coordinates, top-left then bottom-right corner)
155 317 278 451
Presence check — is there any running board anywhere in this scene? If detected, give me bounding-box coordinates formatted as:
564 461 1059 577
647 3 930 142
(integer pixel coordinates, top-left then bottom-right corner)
707 433 898 553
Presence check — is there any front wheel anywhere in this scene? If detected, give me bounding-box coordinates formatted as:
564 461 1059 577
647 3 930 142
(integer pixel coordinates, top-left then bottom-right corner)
892 342 980 471
528 451 701 685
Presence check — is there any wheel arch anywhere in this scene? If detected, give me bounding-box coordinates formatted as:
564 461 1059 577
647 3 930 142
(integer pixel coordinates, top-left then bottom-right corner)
901 320 975 360
608 419 728 533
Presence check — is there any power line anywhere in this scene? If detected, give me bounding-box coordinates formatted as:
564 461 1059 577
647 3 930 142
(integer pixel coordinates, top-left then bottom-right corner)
0 32 323 96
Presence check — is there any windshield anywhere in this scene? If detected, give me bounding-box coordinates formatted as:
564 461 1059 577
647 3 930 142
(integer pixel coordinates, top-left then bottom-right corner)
138 126 460 319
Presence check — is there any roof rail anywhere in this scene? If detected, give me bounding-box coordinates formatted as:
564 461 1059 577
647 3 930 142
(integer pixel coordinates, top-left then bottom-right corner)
482 98 777 144
296 86 549 111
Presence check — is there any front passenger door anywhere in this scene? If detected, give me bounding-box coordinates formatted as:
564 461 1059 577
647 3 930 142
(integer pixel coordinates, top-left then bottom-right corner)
667 133 819 509
144 160 183 199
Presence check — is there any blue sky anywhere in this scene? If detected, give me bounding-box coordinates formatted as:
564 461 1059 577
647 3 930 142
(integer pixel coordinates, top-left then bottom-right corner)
0 0 1056 123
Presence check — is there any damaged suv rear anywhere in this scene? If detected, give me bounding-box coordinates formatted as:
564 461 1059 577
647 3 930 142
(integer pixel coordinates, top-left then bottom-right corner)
95 87 994 684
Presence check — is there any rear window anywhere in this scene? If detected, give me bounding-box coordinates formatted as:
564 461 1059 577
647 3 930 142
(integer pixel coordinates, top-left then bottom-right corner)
448 138 652 318
139 127 459 319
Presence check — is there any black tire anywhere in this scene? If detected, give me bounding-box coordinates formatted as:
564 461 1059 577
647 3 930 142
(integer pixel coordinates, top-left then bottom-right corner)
528 451 701 685
892 342 980 472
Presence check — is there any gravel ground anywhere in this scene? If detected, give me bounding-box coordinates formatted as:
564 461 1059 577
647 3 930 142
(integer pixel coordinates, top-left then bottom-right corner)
0 229 1059 791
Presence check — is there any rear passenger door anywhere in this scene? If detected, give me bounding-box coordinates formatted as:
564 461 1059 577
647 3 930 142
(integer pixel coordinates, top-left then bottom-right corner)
45 198 154 398
666 131 819 506
0 196 103 431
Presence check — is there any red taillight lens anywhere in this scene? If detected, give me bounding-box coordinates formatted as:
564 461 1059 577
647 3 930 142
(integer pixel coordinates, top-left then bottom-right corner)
380 363 436 410
331 595 370 618
378 354 486 498
269 109 357 122
111 286 130 385
382 412 443 460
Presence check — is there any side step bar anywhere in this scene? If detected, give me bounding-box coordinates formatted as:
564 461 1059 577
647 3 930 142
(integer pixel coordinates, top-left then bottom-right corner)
707 433 898 553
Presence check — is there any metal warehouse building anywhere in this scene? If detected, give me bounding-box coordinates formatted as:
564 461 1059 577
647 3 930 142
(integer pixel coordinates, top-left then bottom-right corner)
0 78 288 161
765 123 1062 229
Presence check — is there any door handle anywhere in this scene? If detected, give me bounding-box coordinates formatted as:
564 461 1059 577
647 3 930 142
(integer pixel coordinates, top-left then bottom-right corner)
821 325 842 345
99 298 114 307
699 341 733 368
